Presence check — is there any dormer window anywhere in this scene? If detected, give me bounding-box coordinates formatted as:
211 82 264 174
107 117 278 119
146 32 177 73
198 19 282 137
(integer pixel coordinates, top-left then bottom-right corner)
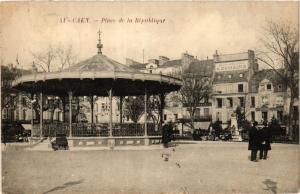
239 73 244 78
267 84 272 90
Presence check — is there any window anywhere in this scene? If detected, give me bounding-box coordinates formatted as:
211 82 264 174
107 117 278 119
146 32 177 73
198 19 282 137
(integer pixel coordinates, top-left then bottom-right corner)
149 70 152 74
238 84 244 92
267 84 272 90
163 114 167 121
101 103 105 110
251 111 255 121
23 109 26 120
293 106 299 120
174 114 178 120
195 108 200 117
227 98 233 108
277 111 283 122
239 97 244 107
262 111 268 122
16 109 19 120
228 74 232 78
3 108 8 119
251 96 255 107
260 84 265 92
278 84 282 91
204 108 209 116
216 98 222 108
216 112 221 121
22 97 27 106
239 73 244 78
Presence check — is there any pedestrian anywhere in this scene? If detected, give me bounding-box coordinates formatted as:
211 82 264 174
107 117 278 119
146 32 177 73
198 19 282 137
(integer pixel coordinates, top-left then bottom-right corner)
248 121 260 162
167 121 174 142
259 122 272 160
162 122 171 148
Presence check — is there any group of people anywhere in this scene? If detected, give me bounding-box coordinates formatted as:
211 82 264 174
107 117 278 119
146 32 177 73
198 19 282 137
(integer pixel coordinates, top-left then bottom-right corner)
248 121 272 162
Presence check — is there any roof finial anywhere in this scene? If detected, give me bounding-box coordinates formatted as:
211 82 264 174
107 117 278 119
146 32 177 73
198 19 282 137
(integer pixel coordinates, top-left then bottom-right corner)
97 29 103 54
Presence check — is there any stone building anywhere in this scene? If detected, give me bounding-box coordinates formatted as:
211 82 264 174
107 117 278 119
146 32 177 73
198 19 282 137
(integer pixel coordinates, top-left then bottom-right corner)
211 50 257 125
129 49 298 131
128 52 214 127
211 50 298 127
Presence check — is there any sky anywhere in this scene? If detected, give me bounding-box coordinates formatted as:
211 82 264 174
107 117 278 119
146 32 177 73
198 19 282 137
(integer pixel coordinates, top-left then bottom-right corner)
0 2 298 71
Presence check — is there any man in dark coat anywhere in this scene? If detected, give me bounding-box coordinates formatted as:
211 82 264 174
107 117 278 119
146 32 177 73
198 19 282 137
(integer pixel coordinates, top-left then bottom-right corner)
259 122 272 160
162 122 173 148
248 121 260 161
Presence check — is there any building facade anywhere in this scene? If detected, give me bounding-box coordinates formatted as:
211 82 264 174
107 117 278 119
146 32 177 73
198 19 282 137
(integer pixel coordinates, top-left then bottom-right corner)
3 50 297 131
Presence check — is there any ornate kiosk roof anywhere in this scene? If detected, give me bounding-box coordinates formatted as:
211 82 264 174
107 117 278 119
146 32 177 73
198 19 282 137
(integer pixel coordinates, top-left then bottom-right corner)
12 34 182 97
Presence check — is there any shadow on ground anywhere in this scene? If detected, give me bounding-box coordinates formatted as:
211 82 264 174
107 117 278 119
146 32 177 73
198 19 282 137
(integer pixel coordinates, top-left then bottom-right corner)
262 178 277 194
42 179 84 194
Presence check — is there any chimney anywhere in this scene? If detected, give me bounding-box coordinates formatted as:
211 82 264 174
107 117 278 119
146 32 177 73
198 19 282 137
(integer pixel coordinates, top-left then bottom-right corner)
213 50 219 62
181 52 194 71
158 56 169 66
32 62 37 73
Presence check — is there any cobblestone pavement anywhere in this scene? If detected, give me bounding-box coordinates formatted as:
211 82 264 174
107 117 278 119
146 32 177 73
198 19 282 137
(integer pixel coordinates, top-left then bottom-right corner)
2 141 299 194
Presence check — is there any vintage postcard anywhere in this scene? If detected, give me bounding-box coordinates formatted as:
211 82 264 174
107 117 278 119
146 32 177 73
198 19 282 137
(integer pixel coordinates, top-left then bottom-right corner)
1 2 299 194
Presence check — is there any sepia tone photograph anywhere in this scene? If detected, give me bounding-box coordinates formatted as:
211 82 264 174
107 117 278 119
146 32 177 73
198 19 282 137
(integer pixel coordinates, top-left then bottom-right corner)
0 2 299 194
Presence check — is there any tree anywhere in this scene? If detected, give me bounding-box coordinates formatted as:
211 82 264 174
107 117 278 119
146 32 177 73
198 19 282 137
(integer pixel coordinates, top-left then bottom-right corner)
147 95 163 125
32 45 56 72
56 44 77 71
178 73 211 131
32 44 77 72
1 65 20 109
257 20 299 139
1 64 31 121
124 96 144 124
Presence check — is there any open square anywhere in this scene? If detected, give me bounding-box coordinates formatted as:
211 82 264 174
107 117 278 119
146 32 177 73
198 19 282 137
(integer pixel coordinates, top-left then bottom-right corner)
2 142 299 194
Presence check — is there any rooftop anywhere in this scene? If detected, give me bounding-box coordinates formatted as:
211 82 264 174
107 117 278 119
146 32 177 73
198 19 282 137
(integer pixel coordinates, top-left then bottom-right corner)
213 70 249 84
185 59 214 76
159 59 182 68
64 54 138 73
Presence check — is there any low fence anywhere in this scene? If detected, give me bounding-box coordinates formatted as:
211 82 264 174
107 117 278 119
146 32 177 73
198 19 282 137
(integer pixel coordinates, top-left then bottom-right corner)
32 123 162 137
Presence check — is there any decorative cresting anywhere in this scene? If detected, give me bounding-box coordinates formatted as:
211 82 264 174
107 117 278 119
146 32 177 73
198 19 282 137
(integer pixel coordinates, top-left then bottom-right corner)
97 29 103 54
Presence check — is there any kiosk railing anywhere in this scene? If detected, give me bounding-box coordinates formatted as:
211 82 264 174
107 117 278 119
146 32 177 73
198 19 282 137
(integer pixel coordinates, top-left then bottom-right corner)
32 123 162 137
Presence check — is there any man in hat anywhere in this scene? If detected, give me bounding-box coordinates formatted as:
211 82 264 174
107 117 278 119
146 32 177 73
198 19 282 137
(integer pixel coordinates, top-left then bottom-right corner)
259 121 272 160
248 121 260 161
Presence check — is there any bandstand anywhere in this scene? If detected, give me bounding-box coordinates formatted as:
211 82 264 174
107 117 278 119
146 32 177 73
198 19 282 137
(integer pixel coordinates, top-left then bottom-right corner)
12 32 182 147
